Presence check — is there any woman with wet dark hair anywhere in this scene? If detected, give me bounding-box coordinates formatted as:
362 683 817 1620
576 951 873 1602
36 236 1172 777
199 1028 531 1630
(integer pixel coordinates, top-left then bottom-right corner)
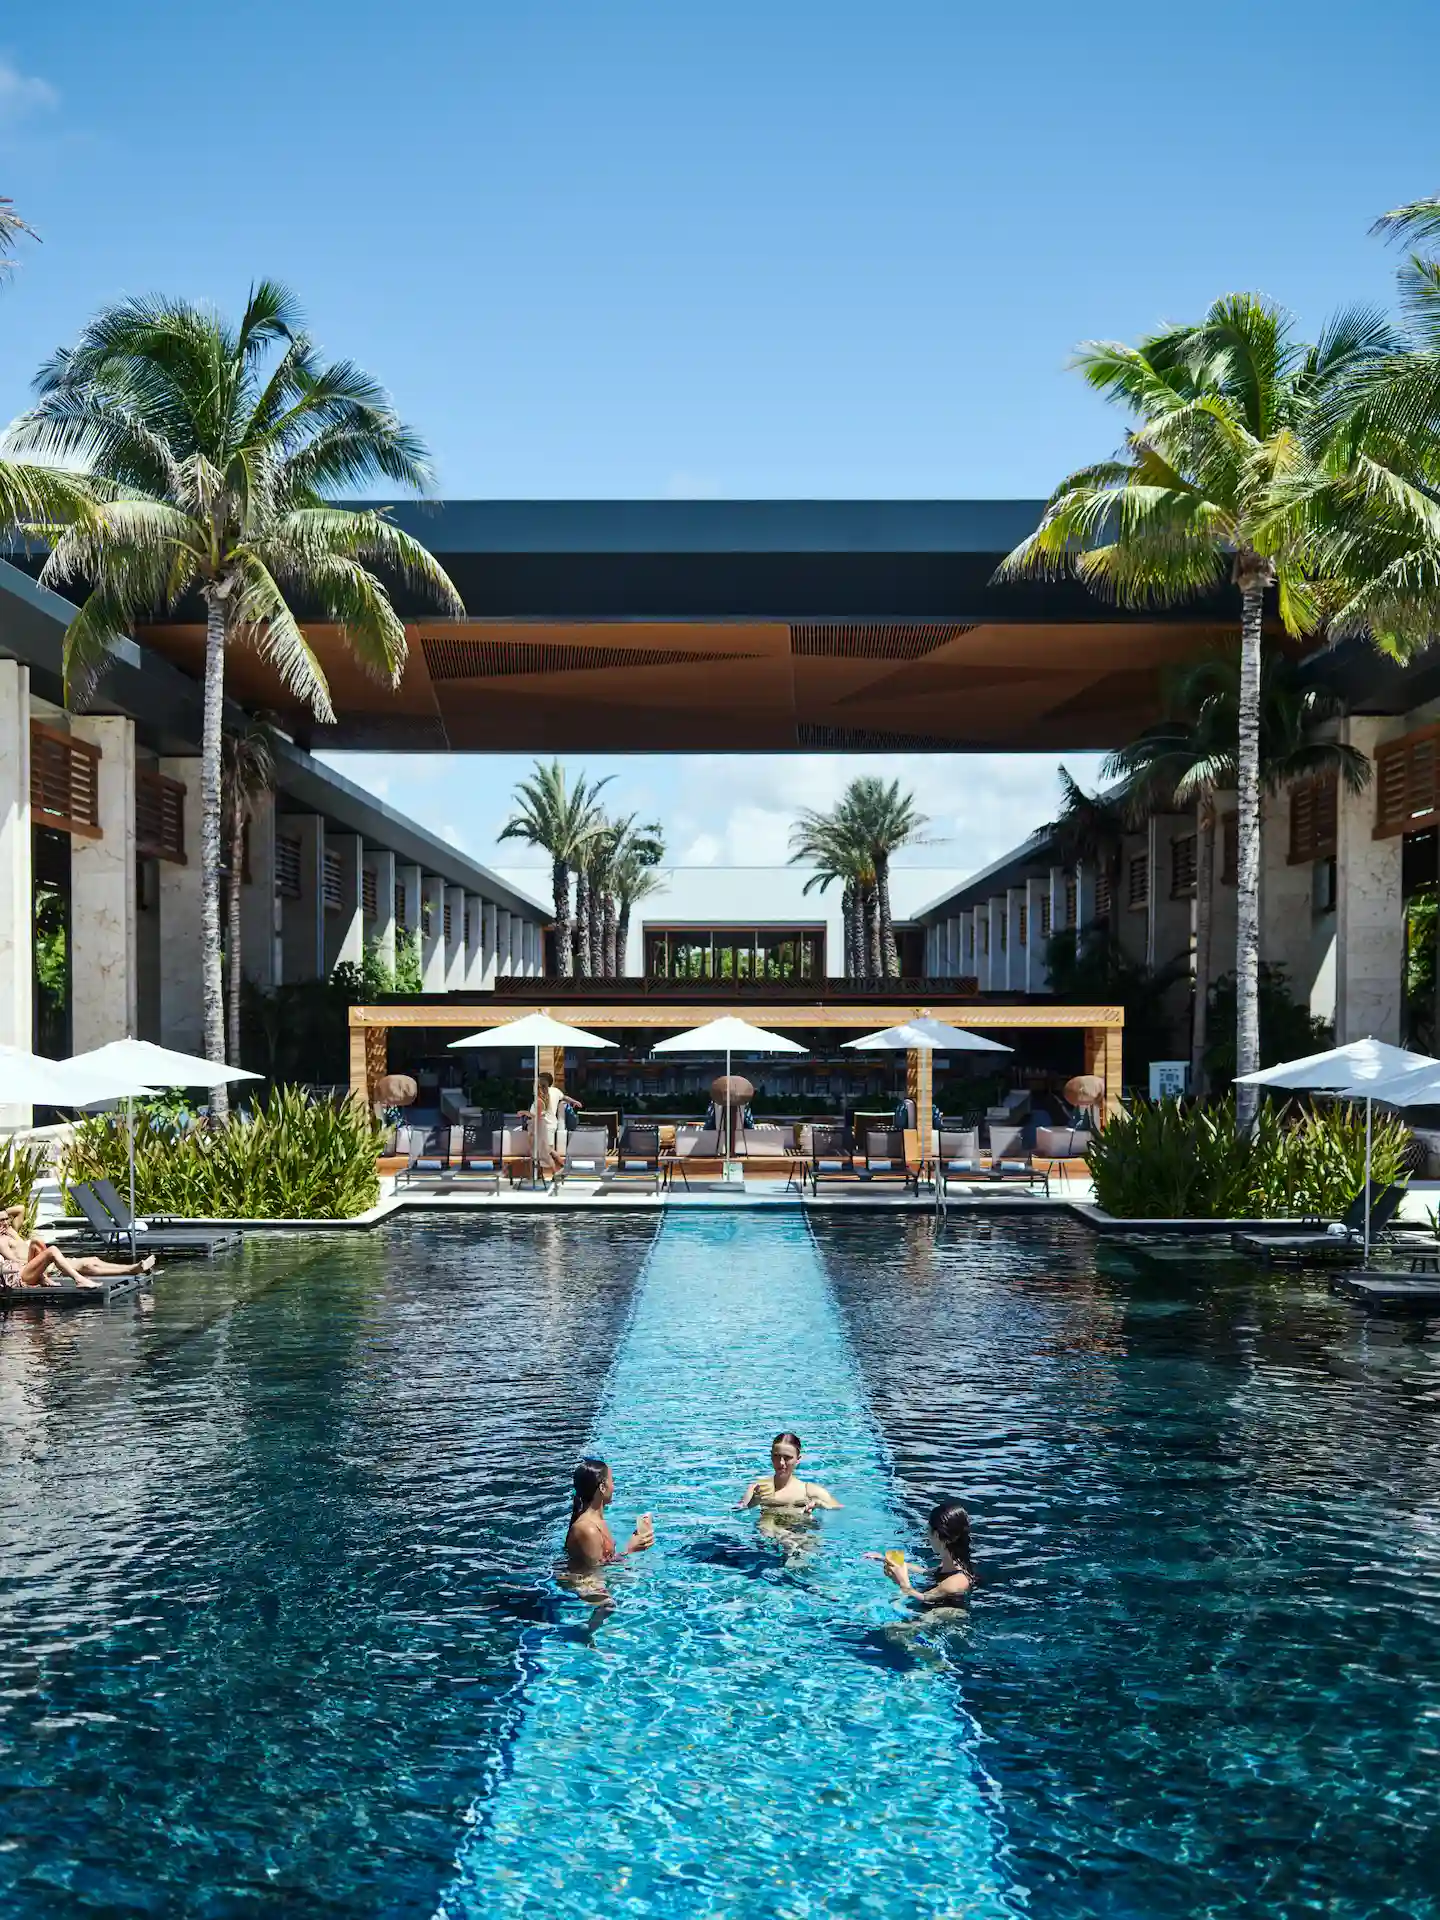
564 1457 654 1574
870 1500 974 1607
739 1432 841 1513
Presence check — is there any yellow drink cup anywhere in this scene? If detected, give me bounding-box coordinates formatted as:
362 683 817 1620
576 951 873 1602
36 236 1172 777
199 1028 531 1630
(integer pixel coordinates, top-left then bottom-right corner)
884 1549 907 1576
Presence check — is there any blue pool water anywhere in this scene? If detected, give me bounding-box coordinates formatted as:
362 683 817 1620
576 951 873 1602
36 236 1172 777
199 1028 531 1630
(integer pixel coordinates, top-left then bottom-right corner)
3 1212 1440 1917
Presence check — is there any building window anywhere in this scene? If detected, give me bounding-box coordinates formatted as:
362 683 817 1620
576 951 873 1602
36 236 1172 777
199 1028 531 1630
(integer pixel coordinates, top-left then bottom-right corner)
998 910 1007 952
464 904 473 946
1128 852 1149 910
1171 832 1197 897
322 848 343 912
980 916 989 956
1221 812 1238 884
394 883 407 936
1375 728 1440 837
1095 870 1112 919
362 867 377 919
276 834 302 901
1018 903 1027 947
1289 773 1339 864
642 925 825 983
1064 875 1076 928
1040 894 1052 938
444 901 453 945
30 723 101 839
136 769 187 864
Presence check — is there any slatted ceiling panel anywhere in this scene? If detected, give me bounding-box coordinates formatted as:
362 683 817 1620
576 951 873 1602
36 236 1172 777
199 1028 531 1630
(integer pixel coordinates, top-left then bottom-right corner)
789 623 972 659
420 636 762 681
795 722 963 750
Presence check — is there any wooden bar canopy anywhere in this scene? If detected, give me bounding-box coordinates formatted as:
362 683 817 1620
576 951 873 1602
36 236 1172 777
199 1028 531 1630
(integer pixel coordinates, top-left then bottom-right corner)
348 1000 1125 1119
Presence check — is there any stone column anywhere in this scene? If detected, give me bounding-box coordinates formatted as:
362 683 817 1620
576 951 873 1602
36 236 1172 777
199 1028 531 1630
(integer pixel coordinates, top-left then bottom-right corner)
924 923 939 975
464 894 485 988
157 758 205 1054
68 715 137 1049
496 909 512 979
365 848 397 976
0 662 32 1124
1025 874 1051 992
421 874 446 990
1048 865 1068 956
1336 717 1402 1043
960 909 975 981
444 884 465 991
985 898 1005 991
324 832 364 975
1147 814 1193 974
241 787 279 990
511 916 526 979
1259 789 1315 993
482 901 499 989
281 814 325 982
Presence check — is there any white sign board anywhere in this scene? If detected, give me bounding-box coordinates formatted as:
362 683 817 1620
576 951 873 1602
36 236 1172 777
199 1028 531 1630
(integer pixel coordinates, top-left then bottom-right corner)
1149 1060 1189 1100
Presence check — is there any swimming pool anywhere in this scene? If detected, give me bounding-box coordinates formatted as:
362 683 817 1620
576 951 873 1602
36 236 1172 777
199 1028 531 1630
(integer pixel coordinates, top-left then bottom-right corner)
2 1214 1438 1916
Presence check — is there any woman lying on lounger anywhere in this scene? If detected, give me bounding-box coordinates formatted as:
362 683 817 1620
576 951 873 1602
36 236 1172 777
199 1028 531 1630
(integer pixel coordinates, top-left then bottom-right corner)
0 1205 155 1289
739 1432 841 1515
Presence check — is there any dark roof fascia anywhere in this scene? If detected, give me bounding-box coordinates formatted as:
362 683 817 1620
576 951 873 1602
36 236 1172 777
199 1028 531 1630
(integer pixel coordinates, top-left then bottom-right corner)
913 829 1059 921
1298 632 1440 715
274 740 548 919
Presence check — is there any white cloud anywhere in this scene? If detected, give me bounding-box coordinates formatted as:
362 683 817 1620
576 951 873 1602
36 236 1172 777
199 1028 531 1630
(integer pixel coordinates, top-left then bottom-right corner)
0 58 57 125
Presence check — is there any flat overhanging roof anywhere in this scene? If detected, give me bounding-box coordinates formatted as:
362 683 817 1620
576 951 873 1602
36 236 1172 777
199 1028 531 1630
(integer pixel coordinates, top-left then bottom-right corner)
25 500 1250 753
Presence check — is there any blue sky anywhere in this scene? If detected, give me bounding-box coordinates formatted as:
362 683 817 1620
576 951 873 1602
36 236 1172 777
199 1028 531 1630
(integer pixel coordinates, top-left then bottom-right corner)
2 1 1437 879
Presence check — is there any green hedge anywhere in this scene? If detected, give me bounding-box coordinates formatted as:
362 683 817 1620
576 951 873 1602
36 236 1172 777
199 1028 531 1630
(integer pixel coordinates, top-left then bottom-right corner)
60 1087 384 1220
0 1136 48 1235
1087 1096 1412 1220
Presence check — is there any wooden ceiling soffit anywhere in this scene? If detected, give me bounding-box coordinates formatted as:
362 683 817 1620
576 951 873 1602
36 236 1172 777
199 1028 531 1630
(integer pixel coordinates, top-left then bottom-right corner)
831 660 1063 707
1036 668 1159 722
794 722 971 750
788 622 973 659
420 635 767 680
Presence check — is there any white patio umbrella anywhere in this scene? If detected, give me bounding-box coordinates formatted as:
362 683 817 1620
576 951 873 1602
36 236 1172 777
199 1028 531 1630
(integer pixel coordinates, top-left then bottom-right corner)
450 1012 616 1187
844 1017 1012 1159
0 1043 156 1111
1236 1038 1440 1262
67 1037 262 1242
651 1016 806 1166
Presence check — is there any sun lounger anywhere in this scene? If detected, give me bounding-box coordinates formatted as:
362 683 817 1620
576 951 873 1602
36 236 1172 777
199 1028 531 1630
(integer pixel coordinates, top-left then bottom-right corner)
456 1117 504 1192
983 1125 1051 1196
1233 1183 1406 1264
397 1124 460 1189
604 1123 662 1194
553 1128 612 1191
859 1129 917 1192
937 1130 986 1195
68 1182 235 1257
805 1124 857 1195
0 1270 154 1308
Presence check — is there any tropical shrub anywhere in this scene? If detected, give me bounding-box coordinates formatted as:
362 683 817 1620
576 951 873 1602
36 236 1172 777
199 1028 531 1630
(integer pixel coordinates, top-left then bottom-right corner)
1202 965 1332 1084
61 1088 384 1220
0 1136 48 1234
1088 1095 1411 1220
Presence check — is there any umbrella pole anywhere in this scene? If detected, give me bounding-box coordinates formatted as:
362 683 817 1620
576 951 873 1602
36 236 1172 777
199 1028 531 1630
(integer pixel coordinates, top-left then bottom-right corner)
726 1046 731 1164
128 1095 136 1261
1364 1095 1373 1266
534 1044 540 1192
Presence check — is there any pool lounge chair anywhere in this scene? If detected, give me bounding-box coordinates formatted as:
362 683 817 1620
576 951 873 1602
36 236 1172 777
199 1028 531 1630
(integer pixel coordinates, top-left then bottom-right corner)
805 1124 857 1195
983 1124 1051 1197
397 1125 460 1188
859 1129 917 1192
604 1123 662 1195
456 1118 505 1192
68 1181 236 1256
0 1268 154 1309
553 1128 612 1192
937 1130 986 1196
1233 1183 1406 1264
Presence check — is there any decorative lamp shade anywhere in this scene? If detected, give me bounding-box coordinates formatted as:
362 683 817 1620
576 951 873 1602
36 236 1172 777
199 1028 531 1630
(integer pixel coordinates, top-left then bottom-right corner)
711 1074 755 1106
374 1073 417 1110
1064 1074 1105 1111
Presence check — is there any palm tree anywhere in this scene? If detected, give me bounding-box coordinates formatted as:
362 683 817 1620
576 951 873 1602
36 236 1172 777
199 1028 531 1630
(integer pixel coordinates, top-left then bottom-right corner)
1105 651 1368 1092
1045 768 1130 949
498 761 610 976
998 294 1389 1126
789 808 875 979
0 198 94 544
14 284 462 1114
594 817 664 977
836 777 929 977
220 717 278 1069
615 851 666 979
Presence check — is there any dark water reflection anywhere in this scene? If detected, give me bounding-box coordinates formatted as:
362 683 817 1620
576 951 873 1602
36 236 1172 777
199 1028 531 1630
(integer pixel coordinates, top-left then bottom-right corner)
0 1218 654 1918
815 1215 1440 1920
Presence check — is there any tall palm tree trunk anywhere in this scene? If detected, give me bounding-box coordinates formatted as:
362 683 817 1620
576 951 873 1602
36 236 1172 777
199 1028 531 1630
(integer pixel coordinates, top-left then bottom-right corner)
602 892 618 978
226 801 245 1071
618 901 633 977
574 872 592 979
865 884 882 979
201 596 229 1118
552 858 572 977
876 852 899 977
1191 796 1215 1096
842 883 858 981
1234 571 1267 1129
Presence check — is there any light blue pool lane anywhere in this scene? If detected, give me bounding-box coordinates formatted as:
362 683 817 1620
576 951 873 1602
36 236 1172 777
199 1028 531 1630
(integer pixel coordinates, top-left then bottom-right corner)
441 1213 1016 1918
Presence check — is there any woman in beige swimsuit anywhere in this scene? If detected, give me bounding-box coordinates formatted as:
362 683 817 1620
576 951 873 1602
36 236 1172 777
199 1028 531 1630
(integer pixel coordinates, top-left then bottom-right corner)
0 1205 155 1289
739 1432 841 1516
